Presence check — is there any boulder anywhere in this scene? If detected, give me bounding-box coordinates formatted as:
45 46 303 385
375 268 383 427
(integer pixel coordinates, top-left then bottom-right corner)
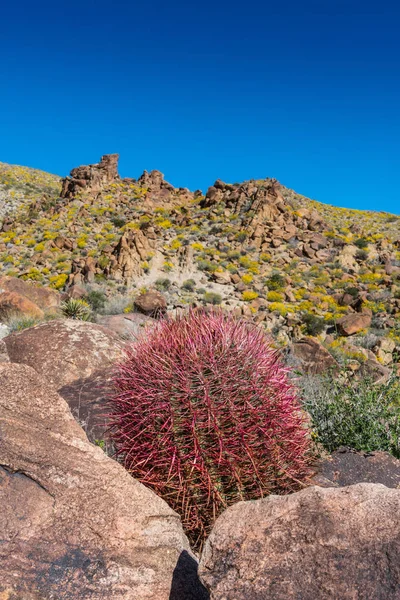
337 312 372 336
3 319 124 388
97 312 153 340
0 291 44 320
0 363 207 599
291 337 338 374
0 276 60 311
134 290 167 317
199 484 400 599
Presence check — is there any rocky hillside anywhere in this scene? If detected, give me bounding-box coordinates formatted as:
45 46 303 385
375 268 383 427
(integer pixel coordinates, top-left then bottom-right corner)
1 154 400 375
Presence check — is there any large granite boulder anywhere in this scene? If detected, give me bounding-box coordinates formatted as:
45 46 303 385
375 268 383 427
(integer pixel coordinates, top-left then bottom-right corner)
0 363 207 599
3 319 124 445
3 319 124 388
199 484 400 599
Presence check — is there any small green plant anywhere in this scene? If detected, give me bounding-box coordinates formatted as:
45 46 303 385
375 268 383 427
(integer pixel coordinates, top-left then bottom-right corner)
354 237 369 249
61 298 92 321
181 279 196 292
203 291 222 305
7 315 42 332
154 278 172 292
301 312 325 336
265 272 285 290
355 249 368 261
111 216 126 228
85 290 107 312
301 374 400 457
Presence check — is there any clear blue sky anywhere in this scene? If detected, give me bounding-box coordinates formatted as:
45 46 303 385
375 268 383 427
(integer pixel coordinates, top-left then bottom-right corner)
1 0 399 213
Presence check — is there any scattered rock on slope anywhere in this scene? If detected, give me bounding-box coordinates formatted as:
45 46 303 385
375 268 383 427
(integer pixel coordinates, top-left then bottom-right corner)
199 483 400 599
337 312 372 336
291 337 339 374
134 290 167 317
0 362 207 599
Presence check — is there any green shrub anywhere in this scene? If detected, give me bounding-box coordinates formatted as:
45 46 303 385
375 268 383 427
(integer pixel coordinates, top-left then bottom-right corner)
265 272 285 291
181 278 196 292
85 290 107 312
301 312 325 336
154 278 172 292
355 249 368 261
301 374 400 457
7 315 42 332
203 291 222 305
354 237 369 249
111 216 126 228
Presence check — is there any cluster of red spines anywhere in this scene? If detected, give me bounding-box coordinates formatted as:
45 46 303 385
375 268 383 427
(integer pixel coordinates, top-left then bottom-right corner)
110 309 312 549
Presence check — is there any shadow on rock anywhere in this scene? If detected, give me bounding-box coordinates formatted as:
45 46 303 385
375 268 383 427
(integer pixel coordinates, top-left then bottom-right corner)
169 550 209 600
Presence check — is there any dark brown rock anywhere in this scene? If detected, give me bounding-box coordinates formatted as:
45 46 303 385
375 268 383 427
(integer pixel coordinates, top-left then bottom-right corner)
291 337 339 374
314 447 400 489
134 290 167 317
199 484 400 599
337 312 372 336
0 363 206 599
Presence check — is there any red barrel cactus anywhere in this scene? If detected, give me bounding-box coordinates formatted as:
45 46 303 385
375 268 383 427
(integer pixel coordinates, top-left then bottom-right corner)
110 309 313 549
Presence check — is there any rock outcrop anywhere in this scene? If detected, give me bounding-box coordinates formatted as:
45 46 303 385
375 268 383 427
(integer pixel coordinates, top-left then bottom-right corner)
107 229 154 283
0 291 44 320
0 363 206 599
61 154 120 199
199 484 400 599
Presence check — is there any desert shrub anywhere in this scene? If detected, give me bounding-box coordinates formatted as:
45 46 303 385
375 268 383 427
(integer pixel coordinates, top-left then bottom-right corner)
242 290 258 301
301 312 325 336
266 291 284 302
203 291 222 305
181 279 196 292
235 231 247 242
355 249 368 261
61 298 92 321
265 272 285 290
85 290 107 312
7 315 42 332
301 374 400 457
110 310 313 549
354 237 369 249
154 278 171 292
111 216 126 228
